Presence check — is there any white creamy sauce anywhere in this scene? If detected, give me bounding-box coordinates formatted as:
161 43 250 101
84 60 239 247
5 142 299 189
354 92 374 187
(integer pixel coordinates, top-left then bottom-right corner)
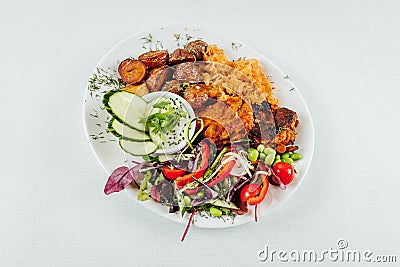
147 97 190 149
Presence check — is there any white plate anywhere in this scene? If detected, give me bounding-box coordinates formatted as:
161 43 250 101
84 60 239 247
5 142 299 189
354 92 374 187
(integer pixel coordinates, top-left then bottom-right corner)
83 26 314 229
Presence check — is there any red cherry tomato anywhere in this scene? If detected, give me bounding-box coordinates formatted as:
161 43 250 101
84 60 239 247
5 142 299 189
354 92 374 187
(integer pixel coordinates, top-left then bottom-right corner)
240 184 262 203
272 162 295 185
162 166 186 181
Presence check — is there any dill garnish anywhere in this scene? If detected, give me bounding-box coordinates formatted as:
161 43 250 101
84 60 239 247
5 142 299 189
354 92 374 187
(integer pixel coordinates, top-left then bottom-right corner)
185 33 193 41
89 132 104 141
174 33 200 48
88 67 126 98
173 33 182 47
231 42 242 51
141 33 164 51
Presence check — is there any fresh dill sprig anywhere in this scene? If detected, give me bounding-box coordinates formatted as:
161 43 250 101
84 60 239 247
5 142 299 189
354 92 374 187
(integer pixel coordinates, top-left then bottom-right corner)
231 42 242 51
142 33 164 51
88 67 126 98
185 33 193 41
173 33 182 47
89 131 104 141
174 33 199 48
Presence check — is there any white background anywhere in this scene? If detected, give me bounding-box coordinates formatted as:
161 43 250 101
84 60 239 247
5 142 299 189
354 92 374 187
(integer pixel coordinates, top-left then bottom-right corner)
1 0 399 266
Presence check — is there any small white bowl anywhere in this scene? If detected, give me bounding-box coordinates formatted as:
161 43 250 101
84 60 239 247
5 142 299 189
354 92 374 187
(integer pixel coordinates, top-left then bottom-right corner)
142 91 196 155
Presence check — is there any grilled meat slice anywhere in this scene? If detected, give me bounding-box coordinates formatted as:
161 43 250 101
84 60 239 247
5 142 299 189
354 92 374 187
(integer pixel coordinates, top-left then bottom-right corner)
199 100 253 145
249 104 299 153
183 84 254 144
249 101 276 147
182 83 299 149
274 107 298 130
273 107 299 153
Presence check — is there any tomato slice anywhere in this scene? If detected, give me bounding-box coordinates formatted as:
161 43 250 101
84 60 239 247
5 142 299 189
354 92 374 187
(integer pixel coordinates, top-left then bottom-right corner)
162 166 186 181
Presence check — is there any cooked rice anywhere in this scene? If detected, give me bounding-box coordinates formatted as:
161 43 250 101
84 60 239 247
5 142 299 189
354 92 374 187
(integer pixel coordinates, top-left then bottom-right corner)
203 44 279 110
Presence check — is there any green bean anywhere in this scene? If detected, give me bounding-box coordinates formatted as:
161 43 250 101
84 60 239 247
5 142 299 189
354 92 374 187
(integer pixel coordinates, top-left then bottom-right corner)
257 144 265 152
281 157 293 165
290 153 302 161
248 148 259 162
281 152 291 159
210 207 222 217
275 155 281 160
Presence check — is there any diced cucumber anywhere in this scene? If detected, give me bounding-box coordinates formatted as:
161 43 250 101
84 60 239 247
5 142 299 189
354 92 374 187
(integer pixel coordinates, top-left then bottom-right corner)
103 90 147 132
119 139 158 156
108 119 151 142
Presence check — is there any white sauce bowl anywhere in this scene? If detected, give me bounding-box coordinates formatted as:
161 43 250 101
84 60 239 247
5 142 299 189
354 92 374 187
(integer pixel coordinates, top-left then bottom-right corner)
142 91 196 155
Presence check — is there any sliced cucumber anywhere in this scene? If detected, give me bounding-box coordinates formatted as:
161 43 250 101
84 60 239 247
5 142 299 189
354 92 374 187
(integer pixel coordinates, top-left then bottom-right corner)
119 139 158 156
210 199 239 210
108 119 150 142
149 127 163 147
103 90 147 132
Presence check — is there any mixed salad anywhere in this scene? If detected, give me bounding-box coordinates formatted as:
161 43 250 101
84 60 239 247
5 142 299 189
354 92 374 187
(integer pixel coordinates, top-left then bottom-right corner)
100 39 303 241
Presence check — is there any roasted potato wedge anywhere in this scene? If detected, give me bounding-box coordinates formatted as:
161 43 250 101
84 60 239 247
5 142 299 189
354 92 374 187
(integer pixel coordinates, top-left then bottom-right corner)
138 50 169 69
122 83 149 96
118 59 147 85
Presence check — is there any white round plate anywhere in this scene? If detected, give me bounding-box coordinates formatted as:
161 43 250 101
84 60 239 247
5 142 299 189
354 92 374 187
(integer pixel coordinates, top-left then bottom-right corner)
83 26 314 229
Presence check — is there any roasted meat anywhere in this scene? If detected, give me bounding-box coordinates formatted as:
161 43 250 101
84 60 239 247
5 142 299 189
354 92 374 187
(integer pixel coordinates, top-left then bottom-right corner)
169 48 196 65
183 84 254 144
183 86 209 110
249 101 276 147
273 107 299 153
249 104 299 153
183 83 299 149
146 65 172 92
186 40 208 60
173 62 203 83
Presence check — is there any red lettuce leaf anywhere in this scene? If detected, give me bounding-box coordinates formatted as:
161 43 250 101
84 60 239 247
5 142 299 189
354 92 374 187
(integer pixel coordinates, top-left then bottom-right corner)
104 166 134 195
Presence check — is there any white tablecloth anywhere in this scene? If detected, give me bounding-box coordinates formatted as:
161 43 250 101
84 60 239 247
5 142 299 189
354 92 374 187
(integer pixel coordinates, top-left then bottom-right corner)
1 0 399 266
